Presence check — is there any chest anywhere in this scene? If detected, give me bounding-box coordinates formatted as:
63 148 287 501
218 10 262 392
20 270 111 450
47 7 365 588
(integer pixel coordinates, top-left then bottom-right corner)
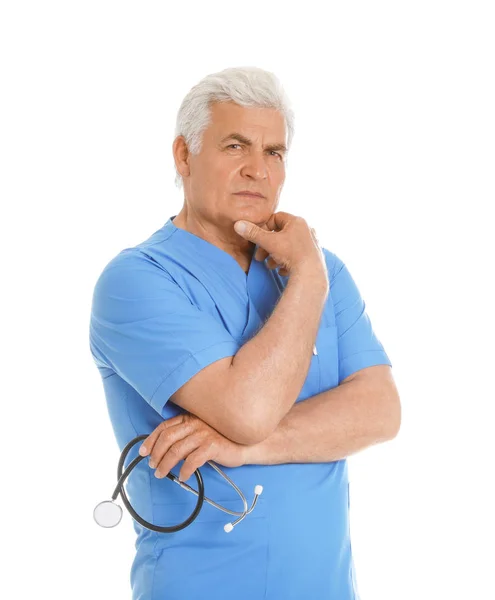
177 261 340 397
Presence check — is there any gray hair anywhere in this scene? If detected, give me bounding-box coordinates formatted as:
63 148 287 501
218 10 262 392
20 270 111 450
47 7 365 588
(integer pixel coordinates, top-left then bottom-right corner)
173 66 295 188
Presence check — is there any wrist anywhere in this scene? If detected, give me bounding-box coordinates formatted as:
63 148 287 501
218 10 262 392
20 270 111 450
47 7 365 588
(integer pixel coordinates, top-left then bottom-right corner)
240 442 256 466
290 266 329 295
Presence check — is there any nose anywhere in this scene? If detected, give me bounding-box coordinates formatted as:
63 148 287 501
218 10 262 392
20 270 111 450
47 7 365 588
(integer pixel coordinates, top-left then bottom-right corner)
240 152 268 180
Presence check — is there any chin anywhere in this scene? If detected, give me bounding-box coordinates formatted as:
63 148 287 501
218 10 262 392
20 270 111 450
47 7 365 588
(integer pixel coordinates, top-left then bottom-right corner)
232 202 270 216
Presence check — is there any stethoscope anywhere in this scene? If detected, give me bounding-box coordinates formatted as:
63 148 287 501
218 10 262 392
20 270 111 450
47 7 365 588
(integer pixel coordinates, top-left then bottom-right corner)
93 434 264 534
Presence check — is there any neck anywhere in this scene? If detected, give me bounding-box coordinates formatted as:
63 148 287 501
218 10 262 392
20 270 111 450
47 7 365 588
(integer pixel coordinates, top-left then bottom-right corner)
172 210 255 273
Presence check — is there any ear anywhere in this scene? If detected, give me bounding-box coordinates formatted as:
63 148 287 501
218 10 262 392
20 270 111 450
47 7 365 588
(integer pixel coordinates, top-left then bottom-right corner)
173 136 191 178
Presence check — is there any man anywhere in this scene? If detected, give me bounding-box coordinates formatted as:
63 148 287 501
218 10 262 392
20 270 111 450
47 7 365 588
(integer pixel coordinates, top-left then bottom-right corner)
89 66 401 600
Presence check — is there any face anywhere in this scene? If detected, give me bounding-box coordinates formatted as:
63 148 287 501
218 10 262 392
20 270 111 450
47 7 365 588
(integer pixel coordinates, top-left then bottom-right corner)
173 101 287 230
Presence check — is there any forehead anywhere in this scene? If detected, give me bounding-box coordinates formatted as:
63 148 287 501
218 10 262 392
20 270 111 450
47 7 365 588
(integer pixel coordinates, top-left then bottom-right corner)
206 101 286 140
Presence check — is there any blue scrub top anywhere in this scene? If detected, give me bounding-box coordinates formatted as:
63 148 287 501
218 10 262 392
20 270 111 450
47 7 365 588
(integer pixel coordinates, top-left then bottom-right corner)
89 215 392 600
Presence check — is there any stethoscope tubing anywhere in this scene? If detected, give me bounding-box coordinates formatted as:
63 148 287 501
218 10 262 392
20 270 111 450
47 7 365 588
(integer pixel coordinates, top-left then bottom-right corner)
115 434 205 533
108 434 263 533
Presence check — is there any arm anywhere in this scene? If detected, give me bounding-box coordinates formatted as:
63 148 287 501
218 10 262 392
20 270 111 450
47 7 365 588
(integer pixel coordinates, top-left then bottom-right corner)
91 247 328 448
138 365 400 482
171 267 328 444
243 365 401 465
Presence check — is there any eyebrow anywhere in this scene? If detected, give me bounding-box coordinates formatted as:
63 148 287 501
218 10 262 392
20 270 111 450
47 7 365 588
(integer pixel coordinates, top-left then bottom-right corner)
220 132 288 154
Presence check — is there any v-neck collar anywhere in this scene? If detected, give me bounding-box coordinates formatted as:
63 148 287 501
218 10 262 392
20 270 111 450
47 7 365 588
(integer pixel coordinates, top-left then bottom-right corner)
160 215 285 342
164 215 258 282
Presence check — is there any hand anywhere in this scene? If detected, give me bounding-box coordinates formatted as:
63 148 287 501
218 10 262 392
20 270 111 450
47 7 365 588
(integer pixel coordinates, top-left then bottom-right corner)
234 211 327 282
138 413 247 482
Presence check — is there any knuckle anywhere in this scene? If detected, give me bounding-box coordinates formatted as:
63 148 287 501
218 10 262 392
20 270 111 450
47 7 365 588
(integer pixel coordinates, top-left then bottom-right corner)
183 414 197 432
169 444 181 457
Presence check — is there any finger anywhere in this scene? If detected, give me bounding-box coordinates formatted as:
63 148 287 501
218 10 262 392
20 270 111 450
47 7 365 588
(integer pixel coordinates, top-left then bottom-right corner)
155 435 202 479
148 421 193 469
266 256 279 270
264 211 293 232
139 415 185 456
310 227 320 246
254 247 269 261
178 447 210 482
234 220 274 245
234 212 289 245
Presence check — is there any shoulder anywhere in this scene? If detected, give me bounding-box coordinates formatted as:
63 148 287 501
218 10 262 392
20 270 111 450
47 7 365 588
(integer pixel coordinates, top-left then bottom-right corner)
92 248 175 301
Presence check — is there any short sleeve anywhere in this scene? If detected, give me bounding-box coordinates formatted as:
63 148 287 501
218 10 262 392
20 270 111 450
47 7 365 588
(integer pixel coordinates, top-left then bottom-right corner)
89 251 241 415
323 249 392 384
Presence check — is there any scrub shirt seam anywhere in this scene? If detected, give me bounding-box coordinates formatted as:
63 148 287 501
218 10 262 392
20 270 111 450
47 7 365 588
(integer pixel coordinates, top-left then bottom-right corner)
135 248 177 282
138 226 179 249
335 304 365 338
101 371 117 380
331 262 345 284
149 340 239 403
150 537 161 600
339 352 391 385
342 349 388 360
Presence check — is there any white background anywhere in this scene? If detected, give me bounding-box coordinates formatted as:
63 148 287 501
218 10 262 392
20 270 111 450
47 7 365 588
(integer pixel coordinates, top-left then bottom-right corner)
1 1 493 598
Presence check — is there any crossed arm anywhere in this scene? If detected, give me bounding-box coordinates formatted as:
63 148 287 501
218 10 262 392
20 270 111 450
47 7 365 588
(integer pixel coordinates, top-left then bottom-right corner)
242 363 401 465
139 363 401 481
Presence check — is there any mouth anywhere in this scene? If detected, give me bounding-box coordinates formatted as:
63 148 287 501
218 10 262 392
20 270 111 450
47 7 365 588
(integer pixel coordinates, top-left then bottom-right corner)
233 192 265 199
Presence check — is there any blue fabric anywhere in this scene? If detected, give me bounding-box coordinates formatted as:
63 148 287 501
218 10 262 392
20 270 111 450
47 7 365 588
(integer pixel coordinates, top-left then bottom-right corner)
89 216 392 599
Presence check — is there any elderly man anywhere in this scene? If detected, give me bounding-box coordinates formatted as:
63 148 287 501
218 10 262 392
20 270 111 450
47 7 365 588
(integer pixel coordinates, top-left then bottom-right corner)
89 66 400 600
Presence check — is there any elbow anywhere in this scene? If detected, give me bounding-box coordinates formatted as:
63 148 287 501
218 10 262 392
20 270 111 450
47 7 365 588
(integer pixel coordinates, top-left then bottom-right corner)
247 407 279 445
226 409 274 446
226 430 266 447
233 419 272 446
227 387 275 445
384 393 402 440
219 413 271 446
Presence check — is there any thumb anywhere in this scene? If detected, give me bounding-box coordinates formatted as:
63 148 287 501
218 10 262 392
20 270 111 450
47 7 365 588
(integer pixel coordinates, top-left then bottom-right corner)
234 220 265 241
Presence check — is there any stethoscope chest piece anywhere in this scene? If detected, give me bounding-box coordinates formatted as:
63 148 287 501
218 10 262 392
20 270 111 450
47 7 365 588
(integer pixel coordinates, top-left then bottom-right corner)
94 499 123 528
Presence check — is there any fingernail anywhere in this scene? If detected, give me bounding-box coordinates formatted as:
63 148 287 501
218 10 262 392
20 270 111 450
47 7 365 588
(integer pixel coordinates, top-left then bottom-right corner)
234 221 246 234
155 470 162 478
139 445 147 456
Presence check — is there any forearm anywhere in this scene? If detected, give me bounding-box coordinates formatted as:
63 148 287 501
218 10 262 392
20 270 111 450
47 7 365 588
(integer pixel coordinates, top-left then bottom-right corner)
243 375 400 465
230 267 328 437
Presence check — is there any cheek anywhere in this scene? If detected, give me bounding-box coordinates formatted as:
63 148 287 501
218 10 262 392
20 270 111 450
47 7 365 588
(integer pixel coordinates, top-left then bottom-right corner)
271 170 285 192
194 159 229 193
209 159 237 186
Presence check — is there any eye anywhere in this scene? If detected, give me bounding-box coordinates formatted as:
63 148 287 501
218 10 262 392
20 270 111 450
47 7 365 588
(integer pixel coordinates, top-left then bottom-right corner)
227 144 242 149
270 151 282 159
